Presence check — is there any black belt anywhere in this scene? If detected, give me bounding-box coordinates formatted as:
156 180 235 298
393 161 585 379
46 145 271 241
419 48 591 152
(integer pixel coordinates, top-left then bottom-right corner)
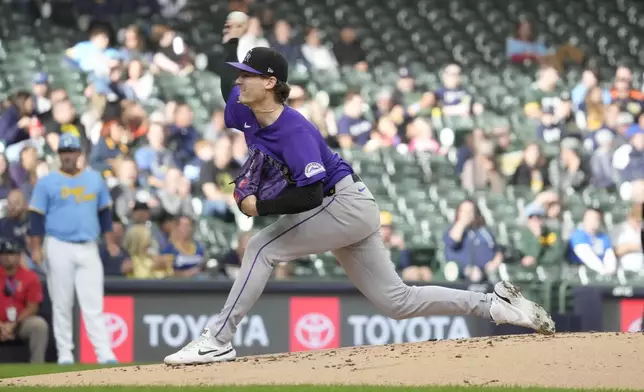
325 174 362 197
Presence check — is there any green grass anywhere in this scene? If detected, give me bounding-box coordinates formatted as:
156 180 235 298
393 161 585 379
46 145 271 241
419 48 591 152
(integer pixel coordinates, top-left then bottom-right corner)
0 364 640 391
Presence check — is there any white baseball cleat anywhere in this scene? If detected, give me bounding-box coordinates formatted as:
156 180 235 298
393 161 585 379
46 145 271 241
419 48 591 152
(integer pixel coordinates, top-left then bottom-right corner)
164 328 237 365
490 281 556 335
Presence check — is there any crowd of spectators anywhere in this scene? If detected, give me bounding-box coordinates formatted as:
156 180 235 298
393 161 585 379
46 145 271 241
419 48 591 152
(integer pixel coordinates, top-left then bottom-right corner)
0 2 641 291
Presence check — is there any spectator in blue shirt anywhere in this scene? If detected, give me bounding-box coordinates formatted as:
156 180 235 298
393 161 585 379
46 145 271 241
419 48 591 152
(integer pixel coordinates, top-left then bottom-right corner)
167 103 200 168
567 208 617 276
65 25 113 75
336 91 373 149
161 216 206 279
90 119 130 176
134 122 177 188
433 64 484 118
443 200 503 282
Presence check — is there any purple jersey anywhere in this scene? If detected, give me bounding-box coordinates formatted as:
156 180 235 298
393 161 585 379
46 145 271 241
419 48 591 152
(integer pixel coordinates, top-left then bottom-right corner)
224 86 353 194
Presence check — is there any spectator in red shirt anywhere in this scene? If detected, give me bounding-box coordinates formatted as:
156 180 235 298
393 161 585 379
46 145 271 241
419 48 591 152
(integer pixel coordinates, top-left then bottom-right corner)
0 239 48 363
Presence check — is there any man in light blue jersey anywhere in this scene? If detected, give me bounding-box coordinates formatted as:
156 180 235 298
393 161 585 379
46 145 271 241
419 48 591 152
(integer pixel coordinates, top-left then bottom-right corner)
27 133 120 365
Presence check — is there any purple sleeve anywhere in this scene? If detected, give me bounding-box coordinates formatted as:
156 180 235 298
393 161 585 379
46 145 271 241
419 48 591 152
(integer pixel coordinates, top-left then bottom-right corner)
282 134 326 186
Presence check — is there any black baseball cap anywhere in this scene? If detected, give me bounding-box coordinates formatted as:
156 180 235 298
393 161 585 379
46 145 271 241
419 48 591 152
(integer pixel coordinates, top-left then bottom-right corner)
227 47 288 83
0 239 23 254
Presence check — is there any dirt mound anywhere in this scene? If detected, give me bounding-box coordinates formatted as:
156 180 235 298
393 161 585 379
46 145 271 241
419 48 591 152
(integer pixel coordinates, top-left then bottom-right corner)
3 332 644 390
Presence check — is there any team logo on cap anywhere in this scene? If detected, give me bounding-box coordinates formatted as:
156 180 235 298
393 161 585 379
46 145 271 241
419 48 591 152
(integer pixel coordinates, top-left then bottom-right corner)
244 50 252 63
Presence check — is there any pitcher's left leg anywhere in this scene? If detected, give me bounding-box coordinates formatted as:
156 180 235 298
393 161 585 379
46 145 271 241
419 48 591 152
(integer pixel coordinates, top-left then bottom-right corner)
333 231 555 334
333 231 493 319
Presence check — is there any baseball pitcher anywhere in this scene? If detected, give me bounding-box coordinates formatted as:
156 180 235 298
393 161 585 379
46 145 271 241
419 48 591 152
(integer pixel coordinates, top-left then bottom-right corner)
27 134 118 364
165 17 555 365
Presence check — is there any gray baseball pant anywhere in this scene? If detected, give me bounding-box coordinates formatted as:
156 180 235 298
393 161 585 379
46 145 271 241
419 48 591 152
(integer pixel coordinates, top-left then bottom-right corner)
208 175 493 344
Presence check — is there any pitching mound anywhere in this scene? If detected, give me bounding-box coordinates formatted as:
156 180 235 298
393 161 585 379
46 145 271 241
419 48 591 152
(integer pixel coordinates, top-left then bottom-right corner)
4 332 644 389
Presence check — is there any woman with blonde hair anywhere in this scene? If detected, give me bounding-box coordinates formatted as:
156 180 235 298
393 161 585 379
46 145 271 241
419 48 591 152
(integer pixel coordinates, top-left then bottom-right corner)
123 224 174 279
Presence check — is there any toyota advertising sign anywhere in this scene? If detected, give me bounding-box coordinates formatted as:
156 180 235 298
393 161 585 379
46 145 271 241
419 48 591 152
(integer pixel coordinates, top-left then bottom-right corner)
132 294 288 360
74 288 497 363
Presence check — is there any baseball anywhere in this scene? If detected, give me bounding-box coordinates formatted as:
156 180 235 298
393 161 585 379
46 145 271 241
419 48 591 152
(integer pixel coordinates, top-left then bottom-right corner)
227 11 249 26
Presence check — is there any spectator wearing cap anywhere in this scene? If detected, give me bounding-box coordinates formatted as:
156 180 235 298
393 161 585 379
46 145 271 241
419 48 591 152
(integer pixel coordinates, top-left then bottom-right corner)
548 137 590 191
301 27 339 75
432 64 484 119
611 198 643 273
31 73 51 118
129 201 169 251
0 240 48 363
167 103 200 169
90 119 130 177
590 129 617 189
568 208 617 276
99 219 132 277
443 200 503 282
537 106 563 144
333 26 368 72
161 216 206 278
134 122 177 188
392 68 421 109
199 135 241 219
0 190 30 268
269 20 306 67
336 91 373 149
516 204 564 269
511 143 550 193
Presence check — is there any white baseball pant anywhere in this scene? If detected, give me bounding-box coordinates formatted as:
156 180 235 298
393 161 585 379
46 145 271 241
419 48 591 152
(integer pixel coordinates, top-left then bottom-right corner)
43 236 115 363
